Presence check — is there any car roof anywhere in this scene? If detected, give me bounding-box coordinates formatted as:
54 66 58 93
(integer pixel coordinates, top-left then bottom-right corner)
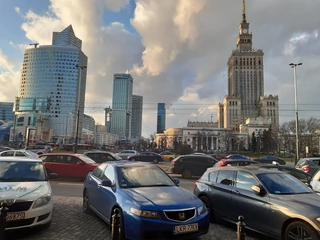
84 150 113 154
207 165 287 174
106 160 155 167
0 157 42 162
40 153 83 157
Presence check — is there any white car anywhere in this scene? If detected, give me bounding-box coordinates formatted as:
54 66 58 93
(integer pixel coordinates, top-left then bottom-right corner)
115 150 139 160
0 149 39 159
310 169 320 193
0 157 56 230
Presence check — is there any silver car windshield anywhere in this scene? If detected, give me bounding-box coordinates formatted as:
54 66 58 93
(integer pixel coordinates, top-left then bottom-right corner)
0 161 46 182
257 173 313 195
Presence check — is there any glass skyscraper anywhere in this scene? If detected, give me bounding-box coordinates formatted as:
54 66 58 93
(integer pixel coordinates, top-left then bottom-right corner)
110 74 133 140
131 95 143 141
157 103 166 133
15 25 87 141
0 102 14 122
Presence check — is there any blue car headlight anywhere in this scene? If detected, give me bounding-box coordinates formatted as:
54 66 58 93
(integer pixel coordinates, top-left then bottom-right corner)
130 207 160 219
197 204 207 215
33 193 51 209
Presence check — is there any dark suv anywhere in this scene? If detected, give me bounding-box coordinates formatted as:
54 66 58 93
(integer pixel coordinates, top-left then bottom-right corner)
171 155 217 179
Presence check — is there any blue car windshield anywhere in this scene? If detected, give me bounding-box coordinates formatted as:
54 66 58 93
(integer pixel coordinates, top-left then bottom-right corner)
257 173 313 195
117 166 176 188
0 161 46 182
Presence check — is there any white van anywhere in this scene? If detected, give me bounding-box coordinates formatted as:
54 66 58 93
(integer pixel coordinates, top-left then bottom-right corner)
0 157 56 230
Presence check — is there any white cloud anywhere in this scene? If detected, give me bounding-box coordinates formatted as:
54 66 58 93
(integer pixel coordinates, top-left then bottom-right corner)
0 50 15 72
1 0 320 137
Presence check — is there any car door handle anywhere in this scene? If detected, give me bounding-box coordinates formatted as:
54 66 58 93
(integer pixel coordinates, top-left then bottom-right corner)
232 190 240 195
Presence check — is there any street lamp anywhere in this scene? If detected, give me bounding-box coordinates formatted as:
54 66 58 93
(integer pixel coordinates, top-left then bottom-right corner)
74 64 87 153
64 111 73 145
289 62 302 164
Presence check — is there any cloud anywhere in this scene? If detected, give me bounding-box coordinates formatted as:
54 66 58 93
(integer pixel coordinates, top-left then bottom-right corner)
0 50 15 72
0 71 21 102
2 0 320 137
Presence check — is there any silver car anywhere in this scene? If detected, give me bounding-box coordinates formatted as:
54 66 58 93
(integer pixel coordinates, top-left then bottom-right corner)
0 150 39 158
115 150 139 160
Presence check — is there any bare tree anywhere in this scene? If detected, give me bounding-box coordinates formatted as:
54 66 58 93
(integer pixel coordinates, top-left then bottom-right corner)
220 130 233 153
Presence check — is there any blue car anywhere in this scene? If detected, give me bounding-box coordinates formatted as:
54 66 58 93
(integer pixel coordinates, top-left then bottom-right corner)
83 161 209 239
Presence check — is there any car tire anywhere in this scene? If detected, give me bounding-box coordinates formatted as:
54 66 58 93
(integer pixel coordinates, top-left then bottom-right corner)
181 168 192 179
153 159 159 164
284 220 318 240
131 158 136 161
199 196 214 223
83 190 92 215
111 207 126 240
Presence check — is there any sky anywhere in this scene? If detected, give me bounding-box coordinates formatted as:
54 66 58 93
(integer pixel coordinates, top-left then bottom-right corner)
0 0 320 138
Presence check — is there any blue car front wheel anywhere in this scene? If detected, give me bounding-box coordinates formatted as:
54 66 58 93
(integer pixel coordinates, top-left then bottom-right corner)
83 190 92 215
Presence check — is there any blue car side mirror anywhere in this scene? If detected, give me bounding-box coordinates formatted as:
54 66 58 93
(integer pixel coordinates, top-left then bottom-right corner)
100 179 112 187
173 178 180 185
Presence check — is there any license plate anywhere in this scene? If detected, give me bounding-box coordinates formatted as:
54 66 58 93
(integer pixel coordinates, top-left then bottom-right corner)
6 212 25 221
174 223 198 235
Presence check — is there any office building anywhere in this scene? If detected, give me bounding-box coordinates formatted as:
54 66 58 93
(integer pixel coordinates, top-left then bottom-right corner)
218 1 279 131
157 103 166 133
0 102 14 122
131 95 143 142
110 73 133 140
15 25 88 141
83 114 95 132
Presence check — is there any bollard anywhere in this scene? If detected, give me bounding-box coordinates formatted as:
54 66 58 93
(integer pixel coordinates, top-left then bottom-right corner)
237 215 246 240
111 208 121 240
0 202 8 240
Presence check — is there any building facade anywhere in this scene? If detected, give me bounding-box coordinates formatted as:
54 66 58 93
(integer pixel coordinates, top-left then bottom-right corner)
218 1 279 131
157 103 166 133
110 73 133 140
155 128 183 150
83 114 95 132
0 102 14 122
15 25 87 142
131 95 143 142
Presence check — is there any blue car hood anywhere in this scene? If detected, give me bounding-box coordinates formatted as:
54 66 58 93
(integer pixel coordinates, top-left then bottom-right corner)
123 186 200 209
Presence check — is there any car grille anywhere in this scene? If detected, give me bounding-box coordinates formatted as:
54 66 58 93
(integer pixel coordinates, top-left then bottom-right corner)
4 201 33 212
163 208 196 222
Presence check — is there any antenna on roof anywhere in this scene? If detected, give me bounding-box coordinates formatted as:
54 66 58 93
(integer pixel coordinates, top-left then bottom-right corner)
30 43 39 48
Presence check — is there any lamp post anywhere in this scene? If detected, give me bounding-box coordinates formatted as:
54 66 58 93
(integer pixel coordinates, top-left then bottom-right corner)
289 62 302 164
64 111 73 145
74 64 87 153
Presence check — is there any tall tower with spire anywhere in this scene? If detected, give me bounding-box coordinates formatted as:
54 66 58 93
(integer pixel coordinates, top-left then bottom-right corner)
217 1 279 132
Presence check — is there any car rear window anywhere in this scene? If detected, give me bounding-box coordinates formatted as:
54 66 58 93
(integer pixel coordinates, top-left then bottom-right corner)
296 159 309 167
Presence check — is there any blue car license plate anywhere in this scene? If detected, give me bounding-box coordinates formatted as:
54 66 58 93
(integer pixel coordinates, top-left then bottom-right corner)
173 223 198 235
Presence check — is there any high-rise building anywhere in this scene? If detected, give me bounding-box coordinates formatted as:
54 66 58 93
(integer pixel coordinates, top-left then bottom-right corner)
83 114 95 132
218 0 279 131
15 25 87 141
0 102 14 122
157 103 166 133
131 95 143 141
110 73 133 140
104 107 112 133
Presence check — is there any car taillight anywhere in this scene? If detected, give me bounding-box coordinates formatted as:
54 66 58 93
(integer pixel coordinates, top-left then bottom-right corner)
172 161 176 165
219 161 227 167
301 165 310 171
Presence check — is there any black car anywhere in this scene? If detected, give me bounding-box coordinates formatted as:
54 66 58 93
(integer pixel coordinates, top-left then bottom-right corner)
254 155 286 165
214 159 259 167
258 164 312 184
171 155 217 179
127 152 163 164
194 165 320 240
84 150 122 163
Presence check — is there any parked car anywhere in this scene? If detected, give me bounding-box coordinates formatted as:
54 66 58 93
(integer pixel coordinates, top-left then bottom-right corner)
254 156 286 165
0 149 39 159
258 164 312 184
0 157 57 230
310 169 320 193
25 145 52 155
208 154 226 161
159 151 175 161
171 155 217 179
84 150 122 163
116 150 139 160
214 159 259 167
39 153 99 179
295 158 320 176
83 161 209 239
0 146 13 152
194 165 320 239
225 154 248 160
128 152 163 164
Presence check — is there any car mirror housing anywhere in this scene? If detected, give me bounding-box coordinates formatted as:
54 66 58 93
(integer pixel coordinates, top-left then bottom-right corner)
251 184 266 196
101 179 112 187
173 178 180 186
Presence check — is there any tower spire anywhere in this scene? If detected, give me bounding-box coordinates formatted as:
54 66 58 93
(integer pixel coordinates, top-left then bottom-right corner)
242 0 247 23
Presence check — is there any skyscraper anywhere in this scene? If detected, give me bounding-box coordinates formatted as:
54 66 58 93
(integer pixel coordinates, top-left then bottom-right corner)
218 0 279 131
157 103 166 133
0 102 14 122
110 73 133 140
15 25 88 140
131 95 143 141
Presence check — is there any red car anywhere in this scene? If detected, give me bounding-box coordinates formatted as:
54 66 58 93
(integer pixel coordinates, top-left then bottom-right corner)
39 153 99 179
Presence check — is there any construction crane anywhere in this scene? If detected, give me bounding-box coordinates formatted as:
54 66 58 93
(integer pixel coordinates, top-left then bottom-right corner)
29 43 39 48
